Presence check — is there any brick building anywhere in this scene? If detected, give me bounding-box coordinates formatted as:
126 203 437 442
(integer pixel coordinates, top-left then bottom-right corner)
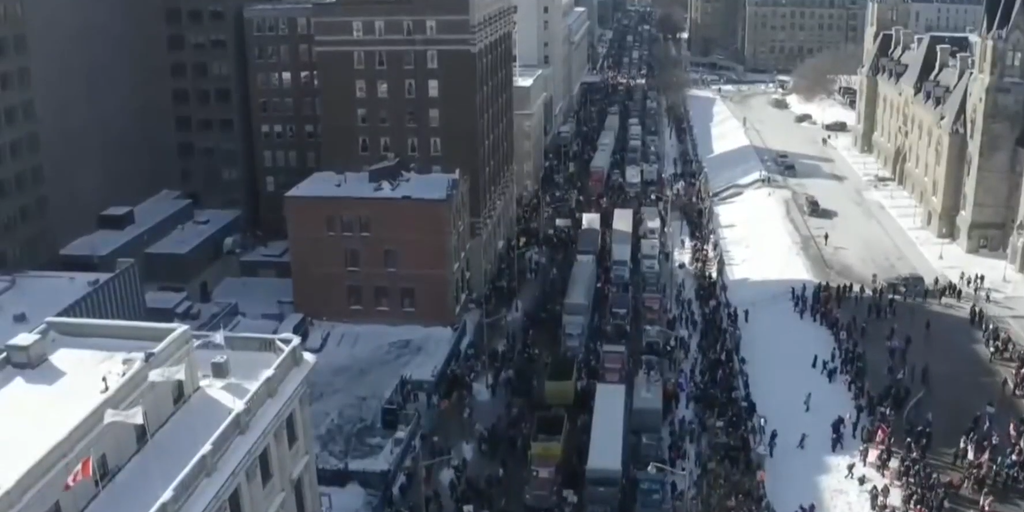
284 159 469 326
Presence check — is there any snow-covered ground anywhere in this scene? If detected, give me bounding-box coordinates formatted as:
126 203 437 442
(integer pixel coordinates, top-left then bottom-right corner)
320 482 371 512
686 90 765 195
786 95 857 127
309 322 456 471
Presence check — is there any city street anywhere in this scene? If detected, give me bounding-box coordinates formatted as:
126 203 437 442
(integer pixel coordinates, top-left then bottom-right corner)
723 91 1024 511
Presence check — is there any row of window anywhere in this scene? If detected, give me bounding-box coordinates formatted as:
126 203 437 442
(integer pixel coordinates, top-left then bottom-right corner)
253 44 315 64
0 66 29 93
218 410 306 512
258 97 320 117
347 284 418 311
177 142 240 165
260 123 320 142
355 79 439 99
175 116 236 134
167 33 230 53
166 6 227 26
255 70 318 89
0 98 34 129
0 131 40 164
171 87 234 107
752 8 856 19
752 21 855 32
358 136 442 156
352 19 437 38
261 149 317 174
170 60 232 80
356 108 440 128
0 2 23 24
354 49 438 69
0 194 46 233
0 33 27 59
326 214 370 236
253 16 310 36
0 164 43 198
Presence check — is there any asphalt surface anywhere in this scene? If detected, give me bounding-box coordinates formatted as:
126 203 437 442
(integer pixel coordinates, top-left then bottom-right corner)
723 91 1024 511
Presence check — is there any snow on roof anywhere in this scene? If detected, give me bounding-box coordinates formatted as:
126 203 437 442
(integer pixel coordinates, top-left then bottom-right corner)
686 91 764 195
515 67 545 87
88 339 312 512
309 322 456 471
0 334 147 492
286 170 458 201
228 317 280 334
144 209 241 255
0 271 114 347
240 240 291 263
588 383 626 472
320 483 371 512
213 277 294 321
60 190 192 257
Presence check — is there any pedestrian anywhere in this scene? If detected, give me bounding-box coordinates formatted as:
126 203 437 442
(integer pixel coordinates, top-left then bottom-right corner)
804 392 812 412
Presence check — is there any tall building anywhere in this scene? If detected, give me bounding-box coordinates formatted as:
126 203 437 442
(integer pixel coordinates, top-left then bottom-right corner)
243 4 320 236
688 0 745 62
902 0 984 34
514 0 590 126
284 159 470 326
0 317 318 512
0 0 178 269
743 0 864 70
312 0 517 292
857 0 1024 257
160 0 256 212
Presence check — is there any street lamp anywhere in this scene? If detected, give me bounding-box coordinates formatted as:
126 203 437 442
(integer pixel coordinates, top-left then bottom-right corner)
647 462 685 476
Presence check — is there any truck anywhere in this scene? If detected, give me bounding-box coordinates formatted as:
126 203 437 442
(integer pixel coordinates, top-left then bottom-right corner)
526 458 560 510
563 255 598 353
586 384 626 512
589 146 612 196
531 411 568 463
611 209 633 285
578 212 602 256
643 162 659 184
625 165 642 194
640 207 661 239
600 343 628 383
631 366 664 433
610 292 631 328
544 354 578 406
640 239 660 280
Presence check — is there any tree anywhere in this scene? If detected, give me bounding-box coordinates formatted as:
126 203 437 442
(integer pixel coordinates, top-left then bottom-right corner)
789 46 861 100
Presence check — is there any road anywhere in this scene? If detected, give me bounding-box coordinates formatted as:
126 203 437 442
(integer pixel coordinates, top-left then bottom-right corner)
724 91 1024 511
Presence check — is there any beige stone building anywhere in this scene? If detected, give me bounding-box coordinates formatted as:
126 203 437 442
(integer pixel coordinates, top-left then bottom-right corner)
688 0 745 63
856 0 1024 260
743 0 865 71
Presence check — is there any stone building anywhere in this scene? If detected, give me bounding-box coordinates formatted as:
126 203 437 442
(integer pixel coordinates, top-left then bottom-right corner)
857 0 1024 258
743 0 865 71
688 0 745 63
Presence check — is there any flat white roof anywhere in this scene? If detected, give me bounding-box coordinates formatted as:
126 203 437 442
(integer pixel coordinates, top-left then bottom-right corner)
0 334 147 491
514 67 544 87
213 277 294 320
0 271 114 343
588 383 625 472
310 322 455 471
61 190 192 258
287 170 457 201
86 349 282 512
240 240 291 263
144 209 241 255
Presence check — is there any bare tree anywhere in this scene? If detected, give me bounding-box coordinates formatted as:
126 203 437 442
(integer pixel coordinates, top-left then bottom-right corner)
652 39 689 110
652 0 687 40
789 46 861 100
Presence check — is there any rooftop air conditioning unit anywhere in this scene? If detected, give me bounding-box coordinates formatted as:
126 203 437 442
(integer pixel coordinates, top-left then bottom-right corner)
210 355 231 379
5 333 48 369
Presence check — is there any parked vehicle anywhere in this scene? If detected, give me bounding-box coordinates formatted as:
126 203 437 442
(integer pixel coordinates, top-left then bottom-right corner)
824 121 848 132
803 194 821 216
794 113 812 123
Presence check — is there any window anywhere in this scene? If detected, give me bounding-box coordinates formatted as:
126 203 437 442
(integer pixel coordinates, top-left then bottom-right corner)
279 18 289 34
380 137 391 154
258 447 273 488
384 248 399 270
404 20 414 36
347 285 363 308
172 381 186 405
286 413 299 448
228 489 242 512
378 110 389 126
170 61 187 79
134 412 150 447
345 248 361 269
294 476 307 512
281 72 292 88
167 33 185 51
406 110 417 126
426 20 437 35
288 150 298 167
543 55 549 65
352 21 363 37
359 137 370 154
357 108 368 125
301 70 312 86
307 151 318 168
375 20 385 36
376 51 387 68
300 44 310 62
354 50 365 68
12 34 25 56
374 286 390 309
274 124 283 140
263 151 273 167
400 287 416 310
543 20 548 30
430 137 442 155
297 17 309 34
428 79 438 97
355 79 366 97
187 8 204 24
408 137 418 155
209 6 226 22
403 50 415 68
427 50 438 68
429 108 440 127
359 216 371 235
543 6 548 13
377 80 388 98
341 216 355 234
405 79 416 97
305 124 318 140
166 7 183 25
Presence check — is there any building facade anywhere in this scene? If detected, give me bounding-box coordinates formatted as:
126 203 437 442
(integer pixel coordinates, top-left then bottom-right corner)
743 0 864 70
903 0 984 34
244 4 321 236
0 317 317 512
858 0 1024 256
284 161 470 326
311 0 516 293
160 0 255 212
688 0 745 63
513 67 550 195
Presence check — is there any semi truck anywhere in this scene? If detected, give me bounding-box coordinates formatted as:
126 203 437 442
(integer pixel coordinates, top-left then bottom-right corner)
611 208 633 286
563 255 598 353
578 212 602 256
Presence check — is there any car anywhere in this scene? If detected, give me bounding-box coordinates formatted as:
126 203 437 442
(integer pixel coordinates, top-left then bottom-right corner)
824 121 849 132
781 162 797 176
887 273 926 294
803 195 821 215
774 152 791 166
794 113 813 123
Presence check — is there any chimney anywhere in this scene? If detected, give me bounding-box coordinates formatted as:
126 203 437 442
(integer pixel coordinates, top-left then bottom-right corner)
956 52 971 79
914 35 925 49
936 44 952 68
901 29 915 49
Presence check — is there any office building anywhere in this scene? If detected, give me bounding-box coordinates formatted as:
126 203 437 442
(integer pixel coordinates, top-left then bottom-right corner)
311 0 516 292
514 0 590 126
513 67 550 195
0 317 318 512
743 0 864 70
284 159 470 326
903 0 984 34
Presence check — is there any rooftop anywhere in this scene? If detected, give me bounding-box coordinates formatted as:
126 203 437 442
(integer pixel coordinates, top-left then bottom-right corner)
309 322 456 471
287 160 459 201
144 209 242 255
0 271 114 343
61 190 192 258
213 277 295 321
240 240 291 264
514 66 545 87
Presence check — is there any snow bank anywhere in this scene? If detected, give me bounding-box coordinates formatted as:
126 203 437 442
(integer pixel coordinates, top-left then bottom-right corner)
686 90 764 195
320 482 369 512
787 96 857 126
715 188 899 512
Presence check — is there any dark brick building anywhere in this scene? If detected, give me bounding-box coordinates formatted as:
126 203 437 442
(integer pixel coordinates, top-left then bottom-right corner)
284 159 470 326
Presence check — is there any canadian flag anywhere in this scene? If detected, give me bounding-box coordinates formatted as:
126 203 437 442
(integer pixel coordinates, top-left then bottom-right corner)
64 456 93 491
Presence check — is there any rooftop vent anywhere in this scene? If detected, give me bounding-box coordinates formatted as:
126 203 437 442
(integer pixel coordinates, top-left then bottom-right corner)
210 354 231 379
87 278 101 288
5 333 48 369
12 311 27 323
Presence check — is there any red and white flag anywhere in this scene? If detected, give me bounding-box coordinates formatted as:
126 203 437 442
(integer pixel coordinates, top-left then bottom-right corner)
64 456 93 491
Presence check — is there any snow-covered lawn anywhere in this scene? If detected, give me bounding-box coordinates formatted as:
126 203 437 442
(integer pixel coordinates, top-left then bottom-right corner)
786 95 857 127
